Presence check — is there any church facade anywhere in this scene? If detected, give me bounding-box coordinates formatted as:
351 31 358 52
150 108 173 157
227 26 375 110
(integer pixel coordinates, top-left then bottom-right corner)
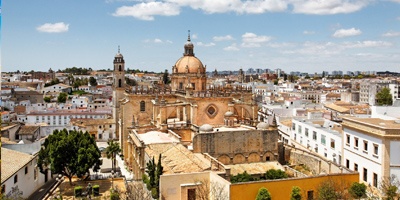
114 33 262 178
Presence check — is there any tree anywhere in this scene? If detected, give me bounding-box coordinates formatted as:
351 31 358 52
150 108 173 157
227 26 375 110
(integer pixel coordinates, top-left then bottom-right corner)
290 186 302 200
125 77 137 86
57 92 68 103
144 154 163 199
348 182 366 199
256 187 271 200
316 179 349 200
380 175 399 200
105 140 121 172
265 169 288 180
376 87 393 106
162 69 170 84
89 76 98 86
230 171 254 183
37 129 102 185
44 96 51 103
193 178 228 200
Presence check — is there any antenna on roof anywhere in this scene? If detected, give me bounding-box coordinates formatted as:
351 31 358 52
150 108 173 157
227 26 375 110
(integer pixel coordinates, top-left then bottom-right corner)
118 45 120 53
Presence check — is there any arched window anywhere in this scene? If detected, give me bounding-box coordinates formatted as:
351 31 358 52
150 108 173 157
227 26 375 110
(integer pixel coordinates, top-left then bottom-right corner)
118 79 122 87
140 101 145 112
119 65 122 71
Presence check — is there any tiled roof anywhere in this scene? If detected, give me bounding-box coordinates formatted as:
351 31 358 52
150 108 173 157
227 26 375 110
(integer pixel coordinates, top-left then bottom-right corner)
145 143 211 175
1 148 35 183
18 125 40 135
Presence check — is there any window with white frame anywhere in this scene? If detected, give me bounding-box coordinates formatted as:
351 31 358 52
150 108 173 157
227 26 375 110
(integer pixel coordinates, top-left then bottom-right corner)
321 135 326 145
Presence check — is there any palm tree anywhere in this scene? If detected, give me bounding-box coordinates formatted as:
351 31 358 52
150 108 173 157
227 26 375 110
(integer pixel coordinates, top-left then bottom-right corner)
105 140 121 172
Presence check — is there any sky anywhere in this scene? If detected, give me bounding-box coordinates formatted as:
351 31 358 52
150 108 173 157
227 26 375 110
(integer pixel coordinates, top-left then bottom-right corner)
1 0 400 74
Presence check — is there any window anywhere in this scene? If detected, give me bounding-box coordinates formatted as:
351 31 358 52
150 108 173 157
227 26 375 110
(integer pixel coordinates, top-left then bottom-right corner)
14 175 18 184
25 167 28 174
179 82 183 90
34 167 38 181
363 140 368 152
321 135 326 145
110 125 112 128
373 144 379 155
346 159 350 168
140 101 145 112
346 134 350 145
373 173 378 187
298 125 302 134
305 128 309 137
188 189 196 200
1 185 5 194
312 131 317 141
354 137 359 148
292 123 296 130
99 134 102 140
307 190 314 200
354 163 358 171
331 139 335 149
363 168 368 182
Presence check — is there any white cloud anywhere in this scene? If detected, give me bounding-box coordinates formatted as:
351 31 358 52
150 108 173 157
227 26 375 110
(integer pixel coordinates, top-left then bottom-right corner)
291 0 368 15
303 30 315 35
166 0 287 14
389 0 400 3
332 28 362 38
36 22 69 33
241 32 271 47
191 34 198 39
144 38 173 44
196 42 215 47
112 0 371 21
113 2 180 20
342 40 392 48
382 31 400 37
224 43 240 51
213 35 234 41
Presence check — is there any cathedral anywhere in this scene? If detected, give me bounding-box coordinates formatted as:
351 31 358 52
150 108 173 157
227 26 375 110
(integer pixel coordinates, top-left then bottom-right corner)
113 33 262 177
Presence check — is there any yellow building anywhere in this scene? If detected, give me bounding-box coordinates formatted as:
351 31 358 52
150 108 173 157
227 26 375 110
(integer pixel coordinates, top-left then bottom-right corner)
230 173 359 200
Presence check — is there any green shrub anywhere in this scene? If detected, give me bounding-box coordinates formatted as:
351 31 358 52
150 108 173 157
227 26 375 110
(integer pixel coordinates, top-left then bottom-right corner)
74 186 83 197
265 169 288 180
110 190 120 200
93 185 100 196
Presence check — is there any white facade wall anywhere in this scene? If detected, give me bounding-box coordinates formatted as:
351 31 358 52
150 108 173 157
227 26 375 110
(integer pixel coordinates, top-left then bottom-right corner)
291 119 343 165
2 158 51 199
390 141 400 179
71 97 89 108
343 127 382 187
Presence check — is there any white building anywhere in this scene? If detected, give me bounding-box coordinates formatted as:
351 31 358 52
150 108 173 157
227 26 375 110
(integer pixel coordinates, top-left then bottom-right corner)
71 96 89 108
26 109 111 137
342 116 400 189
1 148 52 199
42 83 72 94
290 114 343 165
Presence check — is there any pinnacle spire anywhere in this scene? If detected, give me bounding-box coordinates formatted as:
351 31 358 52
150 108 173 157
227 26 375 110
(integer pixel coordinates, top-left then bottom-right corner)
187 30 191 42
118 45 120 54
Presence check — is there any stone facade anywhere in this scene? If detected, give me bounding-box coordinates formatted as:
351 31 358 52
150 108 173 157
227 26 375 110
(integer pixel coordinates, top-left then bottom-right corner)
192 128 280 165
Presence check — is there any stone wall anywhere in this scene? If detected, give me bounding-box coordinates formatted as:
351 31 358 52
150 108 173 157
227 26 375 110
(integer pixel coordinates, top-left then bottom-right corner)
193 128 280 165
288 146 352 175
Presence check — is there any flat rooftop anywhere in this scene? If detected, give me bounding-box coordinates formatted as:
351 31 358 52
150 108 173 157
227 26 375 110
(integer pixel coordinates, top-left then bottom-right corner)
226 161 284 176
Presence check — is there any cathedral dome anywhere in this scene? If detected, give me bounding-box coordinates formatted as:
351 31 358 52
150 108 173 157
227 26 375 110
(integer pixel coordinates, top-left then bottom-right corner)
257 122 269 130
199 124 213 132
174 56 205 74
173 31 206 74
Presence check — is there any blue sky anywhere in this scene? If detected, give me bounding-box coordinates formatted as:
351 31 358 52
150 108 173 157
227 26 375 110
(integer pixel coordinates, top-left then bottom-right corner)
1 0 400 73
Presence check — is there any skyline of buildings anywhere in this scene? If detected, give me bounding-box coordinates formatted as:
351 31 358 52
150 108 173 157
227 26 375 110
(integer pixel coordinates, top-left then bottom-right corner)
1 1 400 73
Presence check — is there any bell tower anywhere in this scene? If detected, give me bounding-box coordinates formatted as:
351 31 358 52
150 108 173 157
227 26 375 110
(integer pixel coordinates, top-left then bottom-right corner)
113 46 125 89
112 46 125 140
